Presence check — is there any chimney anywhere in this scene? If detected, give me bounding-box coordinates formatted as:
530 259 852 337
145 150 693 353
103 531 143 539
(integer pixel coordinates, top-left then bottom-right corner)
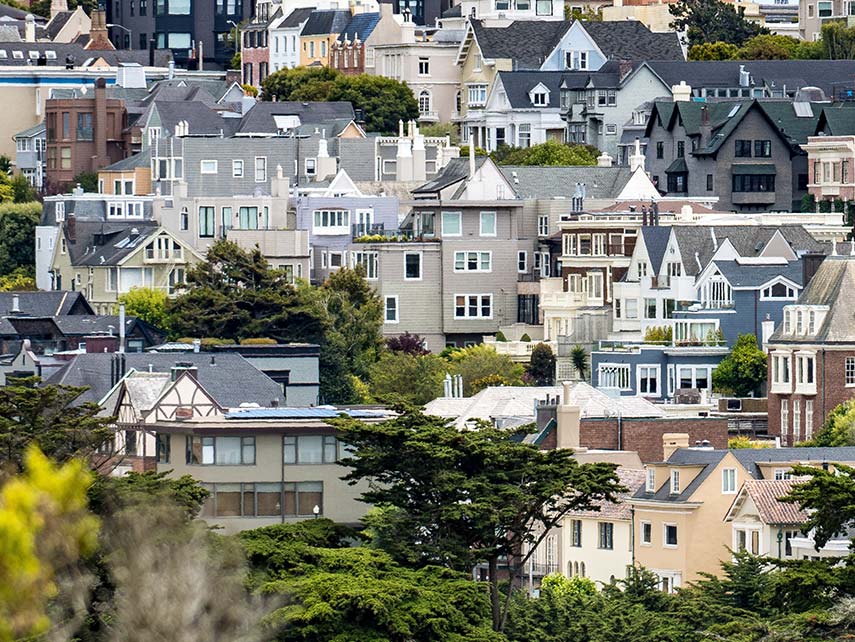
629 137 645 172
66 214 76 243
618 59 633 81
84 10 115 50
24 14 35 43
701 105 710 126
118 303 126 353
171 362 198 381
556 382 581 450
149 38 156 67
671 81 691 102
662 433 689 461
802 252 825 289
197 40 204 71
50 0 68 21
468 137 476 180
596 152 613 167
11 294 20 313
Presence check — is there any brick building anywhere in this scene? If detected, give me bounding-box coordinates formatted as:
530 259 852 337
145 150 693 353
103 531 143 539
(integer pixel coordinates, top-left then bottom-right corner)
330 12 379 76
767 252 855 445
241 19 270 88
45 77 127 191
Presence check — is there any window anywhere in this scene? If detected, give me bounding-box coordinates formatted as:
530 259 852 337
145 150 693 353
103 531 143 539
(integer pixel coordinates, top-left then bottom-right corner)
305 158 317 176
774 468 792 481
664 524 678 547
806 399 814 440
156 433 170 463
384 295 398 323
656 141 664 159
283 435 340 464
754 140 772 157
232 159 243 177
480 211 496 236
641 521 652 545
677 141 685 158
418 90 431 115
571 519 582 547
638 365 659 396
606 124 617 135
536 0 552 14
519 123 531 148
238 206 259 230
467 84 487 106
732 174 775 192
454 294 492 319
670 469 680 495
351 251 378 280
60 146 71 170
793 399 801 442
598 364 630 389
312 209 350 231
598 522 614 550
846 357 855 386
255 156 267 182
538 214 548 236
644 298 657 319
722 468 737 493
781 399 789 433
442 211 461 236
200 160 218 174
198 206 215 238
201 481 322 518
819 1 833 15
328 252 344 269
735 140 752 157
404 253 422 280
762 282 797 300
517 251 527 273
625 298 638 319
186 436 256 465
646 467 656 492
454 251 491 272
418 57 429 75
76 112 93 141
532 90 547 106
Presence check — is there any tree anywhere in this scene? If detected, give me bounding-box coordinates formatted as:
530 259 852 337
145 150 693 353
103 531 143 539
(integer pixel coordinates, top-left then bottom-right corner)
0 202 39 276
447 344 524 396
116 287 170 331
0 268 36 291
261 67 418 134
386 332 429 355
819 21 855 59
711 334 767 397
670 0 768 47
305 266 384 403
87 470 209 521
565 5 602 20
783 463 855 550
10 174 36 203
688 41 739 60
571 345 588 381
336 409 623 631
493 140 599 166
28 0 98 16
737 34 800 59
0 377 113 473
72 170 99 193
528 343 556 386
165 240 322 344
809 400 855 446
368 351 447 405
0 447 99 642
0 155 10 175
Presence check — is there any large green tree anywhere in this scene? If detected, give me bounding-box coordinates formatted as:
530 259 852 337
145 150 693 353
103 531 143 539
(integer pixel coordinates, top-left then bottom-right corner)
670 0 768 47
0 377 113 473
260 67 418 134
368 351 447 405
116 287 170 332
335 409 623 631
0 202 40 276
711 333 767 397
527 343 556 386
447 344 525 396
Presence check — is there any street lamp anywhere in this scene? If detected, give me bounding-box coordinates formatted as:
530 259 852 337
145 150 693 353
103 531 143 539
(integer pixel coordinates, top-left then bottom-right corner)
227 19 240 54
106 23 132 50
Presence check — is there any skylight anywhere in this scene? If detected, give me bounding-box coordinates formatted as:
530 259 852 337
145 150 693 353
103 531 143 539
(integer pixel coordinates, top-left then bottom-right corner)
727 105 740 118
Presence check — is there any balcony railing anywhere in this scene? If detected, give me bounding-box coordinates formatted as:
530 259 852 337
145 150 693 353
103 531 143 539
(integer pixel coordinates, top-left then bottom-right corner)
352 223 386 238
418 111 439 122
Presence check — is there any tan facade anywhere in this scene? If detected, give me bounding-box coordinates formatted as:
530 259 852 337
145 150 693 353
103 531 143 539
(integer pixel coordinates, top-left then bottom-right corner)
300 33 337 66
98 167 152 196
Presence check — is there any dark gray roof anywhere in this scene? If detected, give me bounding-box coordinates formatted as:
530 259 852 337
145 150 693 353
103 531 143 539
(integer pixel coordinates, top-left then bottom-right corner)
635 449 727 502
733 446 855 478
710 259 804 288
499 165 632 199
45 352 286 407
301 10 352 36
441 4 461 17
66 222 158 267
237 101 355 134
582 20 683 61
44 10 73 40
14 122 45 139
412 156 487 194
103 149 151 171
0 291 92 318
0 42 173 67
338 12 380 42
641 226 671 274
149 100 226 136
496 71 563 109
471 19 570 69
280 6 315 28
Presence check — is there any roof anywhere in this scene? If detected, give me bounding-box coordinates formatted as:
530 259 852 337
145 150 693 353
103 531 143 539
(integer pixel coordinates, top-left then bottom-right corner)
278 7 315 28
565 468 646 521
499 165 632 200
146 100 226 137
470 19 571 69
44 10 73 40
225 407 393 420
581 20 683 61
641 226 671 274
710 258 803 288
412 156 487 194
14 122 45 139
45 352 286 407
236 101 355 134
0 42 173 67
102 148 151 171
730 479 808 525
0 291 92 318
337 12 380 43
301 10 352 36
770 255 855 343
495 71 563 109
816 104 855 135
66 222 158 267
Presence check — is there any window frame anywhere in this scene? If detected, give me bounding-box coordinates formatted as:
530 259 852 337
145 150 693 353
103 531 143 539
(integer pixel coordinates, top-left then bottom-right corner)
384 295 399 324
404 251 423 281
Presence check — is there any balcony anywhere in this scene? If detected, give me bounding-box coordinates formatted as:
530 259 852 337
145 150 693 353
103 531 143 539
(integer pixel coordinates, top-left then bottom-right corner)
483 336 555 361
418 111 439 123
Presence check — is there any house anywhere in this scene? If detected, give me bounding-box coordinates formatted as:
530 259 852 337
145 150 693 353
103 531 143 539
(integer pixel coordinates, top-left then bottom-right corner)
766 252 855 446
630 438 855 589
268 7 314 72
299 10 352 67
13 122 46 191
802 106 855 207
241 9 272 88
330 11 381 76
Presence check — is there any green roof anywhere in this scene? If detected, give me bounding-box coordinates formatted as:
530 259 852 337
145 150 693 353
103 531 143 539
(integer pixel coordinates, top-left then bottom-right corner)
665 157 688 173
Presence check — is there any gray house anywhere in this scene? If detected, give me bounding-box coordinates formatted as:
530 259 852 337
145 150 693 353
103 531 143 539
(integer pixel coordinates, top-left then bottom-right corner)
14 122 46 190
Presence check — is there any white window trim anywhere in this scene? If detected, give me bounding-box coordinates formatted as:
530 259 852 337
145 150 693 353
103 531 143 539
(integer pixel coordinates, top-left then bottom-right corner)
663 523 678 548
670 469 680 495
442 211 462 237
305 157 317 176
403 251 423 281
200 160 218 174
453 293 493 320
479 211 497 237
232 159 244 178
384 295 399 324
636 364 661 398
255 156 267 183
517 250 528 273
640 520 652 546
722 467 737 494
453 250 492 273
645 467 656 493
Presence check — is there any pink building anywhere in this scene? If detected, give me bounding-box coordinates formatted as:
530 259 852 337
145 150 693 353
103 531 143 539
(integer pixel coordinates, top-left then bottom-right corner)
803 135 855 205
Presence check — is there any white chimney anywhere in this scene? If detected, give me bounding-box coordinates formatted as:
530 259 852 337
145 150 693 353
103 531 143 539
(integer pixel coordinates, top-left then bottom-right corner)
597 152 613 167
761 316 776 350
24 14 35 43
12 294 20 313
556 382 581 450
118 303 126 354
629 137 645 172
671 81 692 102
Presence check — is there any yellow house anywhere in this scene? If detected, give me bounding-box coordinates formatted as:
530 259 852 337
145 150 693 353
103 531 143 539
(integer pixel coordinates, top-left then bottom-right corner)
299 10 353 68
630 435 855 591
98 151 152 196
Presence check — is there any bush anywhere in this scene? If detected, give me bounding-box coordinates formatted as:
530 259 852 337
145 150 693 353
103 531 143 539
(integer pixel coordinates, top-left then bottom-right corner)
729 436 772 449
174 337 233 349
239 337 277 345
495 331 508 342
520 333 532 342
644 326 673 344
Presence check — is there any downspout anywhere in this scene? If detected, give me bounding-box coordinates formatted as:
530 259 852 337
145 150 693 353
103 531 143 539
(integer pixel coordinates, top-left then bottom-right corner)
822 349 827 423
281 441 286 524
630 505 636 566
617 409 622 451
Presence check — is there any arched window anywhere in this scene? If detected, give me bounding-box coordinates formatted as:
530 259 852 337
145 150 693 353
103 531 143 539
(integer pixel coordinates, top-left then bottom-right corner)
567 561 574 577
580 562 586 577
455 90 462 112
418 90 431 115
573 561 579 576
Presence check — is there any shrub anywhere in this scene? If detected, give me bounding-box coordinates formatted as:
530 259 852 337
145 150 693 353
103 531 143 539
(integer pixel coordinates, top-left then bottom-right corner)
239 337 277 345
520 333 532 342
495 331 508 342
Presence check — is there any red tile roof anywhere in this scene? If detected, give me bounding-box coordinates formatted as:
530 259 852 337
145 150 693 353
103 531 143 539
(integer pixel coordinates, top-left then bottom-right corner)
741 479 809 525
566 467 646 521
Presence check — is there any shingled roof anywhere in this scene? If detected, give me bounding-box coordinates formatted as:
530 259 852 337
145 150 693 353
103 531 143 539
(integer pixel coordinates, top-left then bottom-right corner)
581 20 683 61
338 12 380 42
495 71 564 109
726 479 808 526
565 468 646 520
301 10 352 36
470 19 571 69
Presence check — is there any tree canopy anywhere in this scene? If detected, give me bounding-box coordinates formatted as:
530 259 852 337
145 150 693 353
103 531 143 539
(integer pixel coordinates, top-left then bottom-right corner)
0 202 41 277
446 344 524 395
670 0 768 47
492 141 599 166
260 67 418 134
711 334 767 397
116 287 170 332
527 343 556 386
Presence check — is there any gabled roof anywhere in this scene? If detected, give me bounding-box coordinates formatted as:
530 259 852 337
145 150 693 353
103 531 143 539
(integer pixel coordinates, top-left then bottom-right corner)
102 148 150 172
337 12 380 42
146 100 226 137
640 226 671 274
495 71 563 109
706 259 804 289
14 122 46 139
412 156 487 194
278 7 315 29
0 291 92 318
469 19 571 69
301 10 352 36
814 103 855 135
44 10 74 40
236 101 355 134
725 479 808 525
499 165 633 200
579 20 683 61
634 449 727 503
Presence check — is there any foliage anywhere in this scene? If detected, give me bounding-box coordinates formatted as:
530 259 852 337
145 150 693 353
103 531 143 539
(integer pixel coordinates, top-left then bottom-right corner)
492 141 599 166
241 519 501 642
728 436 772 449
0 156 11 175
519 333 532 342
737 34 801 59
783 462 855 549
810 399 855 446
0 377 113 474
705 327 725 346
0 268 36 291
670 0 768 47
29 0 98 17
368 351 446 405
643 326 673 345
0 447 99 642
239 337 277 345
688 41 740 60
230 51 241 70
116 287 170 331
10 174 36 203
0 202 40 277
565 5 602 20
495 331 508 342
87 470 209 521
386 332 429 355
460 145 490 157
711 334 766 396
336 409 623 630
72 171 99 193
166 240 322 344
261 67 418 134
446 344 524 396
571 345 589 381
418 122 458 144
304 266 384 403
242 83 258 97
528 343 556 386
819 21 855 59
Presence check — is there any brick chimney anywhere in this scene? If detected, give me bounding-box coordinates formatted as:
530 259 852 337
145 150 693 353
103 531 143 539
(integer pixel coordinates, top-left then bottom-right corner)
93 77 108 169
84 10 115 51
662 433 689 461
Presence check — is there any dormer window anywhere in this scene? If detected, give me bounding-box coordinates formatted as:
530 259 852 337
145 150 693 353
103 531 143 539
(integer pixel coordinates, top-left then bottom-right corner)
564 50 588 70
670 469 680 495
532 91 547 106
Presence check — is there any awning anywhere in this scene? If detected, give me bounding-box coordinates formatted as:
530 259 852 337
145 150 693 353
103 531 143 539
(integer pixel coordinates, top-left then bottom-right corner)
731 164 777 175
665 157 688 173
